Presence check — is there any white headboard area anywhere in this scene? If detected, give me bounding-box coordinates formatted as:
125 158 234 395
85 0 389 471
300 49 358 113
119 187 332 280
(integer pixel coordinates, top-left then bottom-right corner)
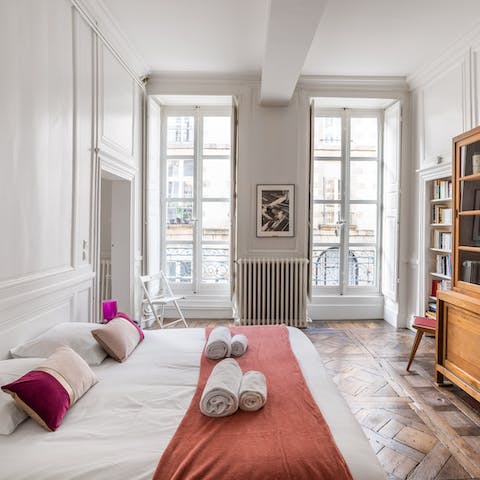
0 272 94 360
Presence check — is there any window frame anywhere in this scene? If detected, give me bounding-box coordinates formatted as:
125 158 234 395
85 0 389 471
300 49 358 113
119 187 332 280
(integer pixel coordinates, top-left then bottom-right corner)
160 105 232 296
312 107 383 296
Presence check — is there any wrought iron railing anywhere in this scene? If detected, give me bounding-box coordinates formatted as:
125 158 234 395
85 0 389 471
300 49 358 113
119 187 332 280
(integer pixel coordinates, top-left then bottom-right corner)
312 247 375 287
166 246 229 284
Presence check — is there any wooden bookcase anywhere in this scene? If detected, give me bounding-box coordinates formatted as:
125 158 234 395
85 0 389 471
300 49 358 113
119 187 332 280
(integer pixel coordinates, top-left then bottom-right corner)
425 177 452 320
437 125 480 402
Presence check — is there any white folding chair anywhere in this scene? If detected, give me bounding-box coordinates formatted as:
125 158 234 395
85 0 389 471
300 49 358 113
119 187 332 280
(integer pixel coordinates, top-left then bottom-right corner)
139 272 188 328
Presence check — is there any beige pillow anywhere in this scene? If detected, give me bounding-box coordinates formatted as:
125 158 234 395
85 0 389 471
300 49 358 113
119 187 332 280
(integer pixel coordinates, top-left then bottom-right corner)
91 317 143 362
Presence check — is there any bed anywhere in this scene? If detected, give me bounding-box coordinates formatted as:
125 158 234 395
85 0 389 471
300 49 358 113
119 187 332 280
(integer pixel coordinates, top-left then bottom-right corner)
0 326 386 480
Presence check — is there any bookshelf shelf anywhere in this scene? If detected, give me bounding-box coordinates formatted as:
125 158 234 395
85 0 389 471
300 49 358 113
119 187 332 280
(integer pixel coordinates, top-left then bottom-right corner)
458 245 480 252
425 177 452 320
459 173 480 182
430 272 451 280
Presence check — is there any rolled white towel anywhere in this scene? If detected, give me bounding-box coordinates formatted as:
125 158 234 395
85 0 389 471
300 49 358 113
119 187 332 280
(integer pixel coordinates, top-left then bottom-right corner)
200 358 243 417
205 326 232 359
231 333 248 357
239 370 267 412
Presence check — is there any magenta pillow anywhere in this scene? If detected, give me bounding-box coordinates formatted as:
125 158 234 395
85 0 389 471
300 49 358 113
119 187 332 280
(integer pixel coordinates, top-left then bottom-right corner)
1 346 97 431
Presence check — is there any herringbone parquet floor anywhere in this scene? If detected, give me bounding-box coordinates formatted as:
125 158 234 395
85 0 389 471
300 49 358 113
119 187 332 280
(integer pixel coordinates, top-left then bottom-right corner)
184 319 480 479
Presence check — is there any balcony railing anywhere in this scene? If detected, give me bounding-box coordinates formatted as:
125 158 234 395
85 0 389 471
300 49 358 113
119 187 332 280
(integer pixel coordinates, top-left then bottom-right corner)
312 246 375 287
166 246 229 284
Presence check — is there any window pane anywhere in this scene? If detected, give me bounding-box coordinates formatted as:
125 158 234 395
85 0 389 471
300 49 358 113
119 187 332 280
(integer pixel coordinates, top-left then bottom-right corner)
349 204 376 243
348 247 376 286
314 160 341 200
203 159 230 198
166 245 192 283
167 159 193 198
312 246 339 286
350 117 377 157
167 116 194 155
202 202 230 241
166 202 193 241
202 245 229 283
313 203 341 243
314 117 341 157
350 161 377 200
203 117 230 156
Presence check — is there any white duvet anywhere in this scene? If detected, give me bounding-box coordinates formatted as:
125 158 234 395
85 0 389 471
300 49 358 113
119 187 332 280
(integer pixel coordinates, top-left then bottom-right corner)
0 328 385 480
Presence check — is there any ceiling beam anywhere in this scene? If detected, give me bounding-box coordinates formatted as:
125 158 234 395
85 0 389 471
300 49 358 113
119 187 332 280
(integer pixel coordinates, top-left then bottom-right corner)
260 0 327 106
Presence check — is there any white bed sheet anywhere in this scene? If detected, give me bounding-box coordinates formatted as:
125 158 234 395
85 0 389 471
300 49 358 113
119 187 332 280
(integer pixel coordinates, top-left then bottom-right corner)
0 327 385 480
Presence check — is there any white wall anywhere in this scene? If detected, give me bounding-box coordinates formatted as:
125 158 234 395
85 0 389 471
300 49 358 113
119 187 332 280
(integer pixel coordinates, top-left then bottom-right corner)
0 0 145 357
407 23 480 326
147 75 410 320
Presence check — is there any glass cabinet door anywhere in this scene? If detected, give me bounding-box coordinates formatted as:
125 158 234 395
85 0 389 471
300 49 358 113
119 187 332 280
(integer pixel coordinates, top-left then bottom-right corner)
457 140 480 286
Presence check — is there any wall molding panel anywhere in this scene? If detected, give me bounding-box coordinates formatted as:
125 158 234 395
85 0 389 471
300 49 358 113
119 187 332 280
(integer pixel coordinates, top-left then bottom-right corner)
0 2 144 343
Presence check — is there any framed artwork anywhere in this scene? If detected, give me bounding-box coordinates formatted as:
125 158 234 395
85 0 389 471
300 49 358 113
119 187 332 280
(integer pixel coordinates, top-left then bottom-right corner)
256 184 294 237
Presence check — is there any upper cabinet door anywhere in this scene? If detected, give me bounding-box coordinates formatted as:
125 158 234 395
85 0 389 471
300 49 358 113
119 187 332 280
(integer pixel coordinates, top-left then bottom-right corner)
99 45 136 163
422 63 465 167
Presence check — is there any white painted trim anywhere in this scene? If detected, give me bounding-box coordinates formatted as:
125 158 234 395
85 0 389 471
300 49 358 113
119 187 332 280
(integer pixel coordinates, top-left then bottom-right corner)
97 44 138 161
99 153 137 179
308 294 383 320
299 75 408 92
408 20 480 90
0 268 94 317
71 0 149 80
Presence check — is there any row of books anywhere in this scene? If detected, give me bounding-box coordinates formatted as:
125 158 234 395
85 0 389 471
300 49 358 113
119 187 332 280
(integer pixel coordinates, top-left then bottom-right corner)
436 254 452 277
433 231 452 250
425 300 437 319
432 179 452 200
432 205 452 224
431 278 451 297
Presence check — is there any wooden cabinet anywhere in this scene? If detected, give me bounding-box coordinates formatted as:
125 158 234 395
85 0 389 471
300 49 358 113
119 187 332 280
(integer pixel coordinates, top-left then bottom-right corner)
437 125 480 402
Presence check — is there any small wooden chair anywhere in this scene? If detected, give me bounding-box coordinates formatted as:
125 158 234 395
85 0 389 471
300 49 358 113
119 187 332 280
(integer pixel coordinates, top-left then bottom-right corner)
406 316 437 371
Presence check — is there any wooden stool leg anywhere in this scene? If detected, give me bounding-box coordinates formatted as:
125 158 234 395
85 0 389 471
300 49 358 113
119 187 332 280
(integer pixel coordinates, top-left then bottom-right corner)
407 330 424 371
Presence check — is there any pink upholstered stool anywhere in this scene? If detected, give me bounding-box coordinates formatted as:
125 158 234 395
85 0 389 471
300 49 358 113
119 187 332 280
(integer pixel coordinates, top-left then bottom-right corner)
406 316 437 371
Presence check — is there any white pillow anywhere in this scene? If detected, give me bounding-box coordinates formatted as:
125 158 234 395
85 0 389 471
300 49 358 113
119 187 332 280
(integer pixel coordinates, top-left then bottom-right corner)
0 358 45 434
10 322 108 366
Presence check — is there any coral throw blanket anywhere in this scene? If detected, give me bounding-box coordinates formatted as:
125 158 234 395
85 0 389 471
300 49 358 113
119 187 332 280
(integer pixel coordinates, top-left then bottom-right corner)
153 325 353 480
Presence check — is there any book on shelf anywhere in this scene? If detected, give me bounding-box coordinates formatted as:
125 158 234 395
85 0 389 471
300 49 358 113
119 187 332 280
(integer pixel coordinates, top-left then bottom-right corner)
433 231 451 250
432 205 452 224
430 278 451 296
432 179 452 200
436 253 452 277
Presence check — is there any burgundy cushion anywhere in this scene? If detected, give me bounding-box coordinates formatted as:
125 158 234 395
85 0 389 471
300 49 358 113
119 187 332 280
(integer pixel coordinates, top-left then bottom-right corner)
413 316 437 330
1 346 97 431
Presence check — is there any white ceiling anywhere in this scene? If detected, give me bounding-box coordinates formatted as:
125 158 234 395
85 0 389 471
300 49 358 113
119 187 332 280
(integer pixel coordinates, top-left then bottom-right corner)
101 0 480 101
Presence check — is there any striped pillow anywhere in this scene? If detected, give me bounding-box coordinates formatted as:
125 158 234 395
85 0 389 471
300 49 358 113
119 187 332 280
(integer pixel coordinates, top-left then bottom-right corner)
1 346 97 431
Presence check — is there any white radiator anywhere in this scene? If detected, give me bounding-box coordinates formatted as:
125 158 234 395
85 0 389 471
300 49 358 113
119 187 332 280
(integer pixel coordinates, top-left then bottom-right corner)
236 258 309 327
99 258 112 301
